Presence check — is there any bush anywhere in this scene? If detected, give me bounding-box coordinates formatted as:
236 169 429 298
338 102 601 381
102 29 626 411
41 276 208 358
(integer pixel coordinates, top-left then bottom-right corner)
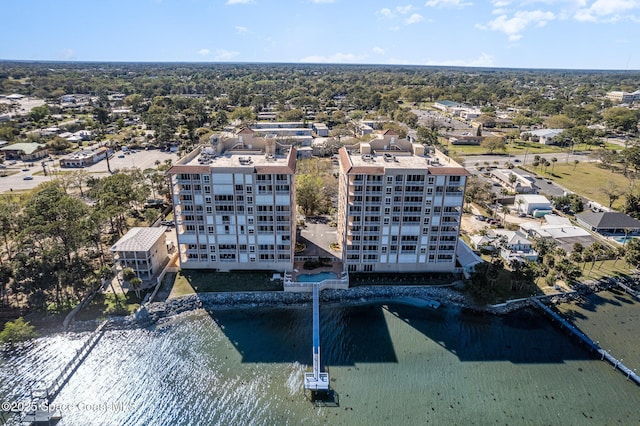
0 317 37 348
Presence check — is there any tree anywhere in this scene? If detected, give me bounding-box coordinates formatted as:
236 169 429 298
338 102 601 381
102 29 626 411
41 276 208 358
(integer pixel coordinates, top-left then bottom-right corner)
544 114 574 129
602 181 622 208
550 157 558 172
417 126 439 146
603 107 639 133
481 137 506 154
573 159 579 170
0 317 37 348
29 105 50 122
129 277 143 299
296 174 324 216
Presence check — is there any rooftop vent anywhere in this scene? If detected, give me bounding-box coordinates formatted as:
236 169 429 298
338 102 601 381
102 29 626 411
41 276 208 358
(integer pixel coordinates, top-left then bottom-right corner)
239 156 253 165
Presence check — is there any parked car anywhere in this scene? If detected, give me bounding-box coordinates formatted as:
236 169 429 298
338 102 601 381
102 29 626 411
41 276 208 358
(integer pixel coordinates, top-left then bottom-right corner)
475 215 487 221
23 175 33 180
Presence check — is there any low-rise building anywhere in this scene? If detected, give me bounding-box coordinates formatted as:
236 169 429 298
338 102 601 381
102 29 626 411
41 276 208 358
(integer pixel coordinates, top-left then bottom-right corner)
521 129 564 145
111 227 169 283
520 215 595 252
60 147 110 168
0 142 48 161
470 229 538 262
515 194 552 217
576 211 640 235
491 169 536 193
449 135 484 145
312 123 329 137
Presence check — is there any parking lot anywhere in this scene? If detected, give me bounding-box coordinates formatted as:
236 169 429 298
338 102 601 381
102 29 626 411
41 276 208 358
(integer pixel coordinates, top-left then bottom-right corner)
0 148 180 194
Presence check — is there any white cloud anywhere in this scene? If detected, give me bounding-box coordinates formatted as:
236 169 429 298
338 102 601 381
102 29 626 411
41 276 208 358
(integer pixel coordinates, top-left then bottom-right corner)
311 0 336 3
425 0 472 8
60 48 76 60
479 9 555 40
235 26 248 33
405 13 424 24
575 0 640 22
425 53 495 67
198 49 210 56
300 52 366 63
226 0 253 4
372 46 385 55
396 5 417 14
378 5 420 18
214 49 240 60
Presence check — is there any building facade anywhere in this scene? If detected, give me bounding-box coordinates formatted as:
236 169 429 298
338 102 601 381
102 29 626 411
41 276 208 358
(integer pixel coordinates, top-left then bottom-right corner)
336 137 468 273
111 227 169 282
168 137 296 272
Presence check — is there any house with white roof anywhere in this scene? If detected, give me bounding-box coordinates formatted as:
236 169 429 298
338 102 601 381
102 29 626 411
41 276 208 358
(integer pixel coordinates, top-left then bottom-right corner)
470 229 538 262
520 215 596 253
515 194 552 217
111 227 169 283
521 129 564 145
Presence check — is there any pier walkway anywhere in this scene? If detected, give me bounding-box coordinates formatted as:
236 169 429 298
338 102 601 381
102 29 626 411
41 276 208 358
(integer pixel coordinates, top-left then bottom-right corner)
32 320 110 402
304 284 329 391
615 281 640 302
530 298 640 386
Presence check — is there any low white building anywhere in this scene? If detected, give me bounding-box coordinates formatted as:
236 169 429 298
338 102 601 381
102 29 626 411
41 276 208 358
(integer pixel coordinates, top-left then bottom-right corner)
111 227 169 283
515 194 552 217
312 123 329 137
521 129 564 145
491 169 536 193
520 215 595 253
470 229 538 262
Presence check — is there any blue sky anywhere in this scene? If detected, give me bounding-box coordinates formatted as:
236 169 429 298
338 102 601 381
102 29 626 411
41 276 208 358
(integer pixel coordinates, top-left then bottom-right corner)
1 0 639 70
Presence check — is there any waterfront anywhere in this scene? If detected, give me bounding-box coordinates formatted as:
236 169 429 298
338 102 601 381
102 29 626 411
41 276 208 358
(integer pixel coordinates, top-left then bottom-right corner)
2 293 640 425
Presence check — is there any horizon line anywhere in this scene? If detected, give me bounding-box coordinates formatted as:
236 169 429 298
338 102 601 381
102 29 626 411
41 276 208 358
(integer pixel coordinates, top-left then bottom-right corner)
1 59 639 73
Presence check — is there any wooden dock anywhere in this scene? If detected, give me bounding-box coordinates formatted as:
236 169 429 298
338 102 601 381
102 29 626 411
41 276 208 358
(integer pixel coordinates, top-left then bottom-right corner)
31 320 110 402
530 298 640 386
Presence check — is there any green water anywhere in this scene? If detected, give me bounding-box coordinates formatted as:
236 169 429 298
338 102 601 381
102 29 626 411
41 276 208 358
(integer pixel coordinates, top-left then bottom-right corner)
1 295 639 425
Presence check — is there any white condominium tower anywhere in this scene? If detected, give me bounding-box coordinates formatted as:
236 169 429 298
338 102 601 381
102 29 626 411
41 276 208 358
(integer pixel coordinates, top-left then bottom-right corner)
337 133 469 273
168 134 296 272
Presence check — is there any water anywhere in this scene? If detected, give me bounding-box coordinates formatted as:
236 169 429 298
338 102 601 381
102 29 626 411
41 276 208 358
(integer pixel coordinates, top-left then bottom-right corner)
612 235 637 244
2 295 640 425
295 272 337 282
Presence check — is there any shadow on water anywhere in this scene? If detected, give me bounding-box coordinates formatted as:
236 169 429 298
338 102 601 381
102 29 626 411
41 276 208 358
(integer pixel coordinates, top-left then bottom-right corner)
205 299 593 368
384 304 593 363
204 304 398 366
574 291 623 312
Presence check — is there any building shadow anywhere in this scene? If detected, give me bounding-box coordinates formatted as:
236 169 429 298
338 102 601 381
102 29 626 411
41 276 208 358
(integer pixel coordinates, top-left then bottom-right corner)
204 300 593 368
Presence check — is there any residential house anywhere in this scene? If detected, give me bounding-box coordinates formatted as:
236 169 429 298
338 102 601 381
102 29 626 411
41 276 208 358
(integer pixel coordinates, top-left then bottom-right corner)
111 227 169 283
521 129 564 145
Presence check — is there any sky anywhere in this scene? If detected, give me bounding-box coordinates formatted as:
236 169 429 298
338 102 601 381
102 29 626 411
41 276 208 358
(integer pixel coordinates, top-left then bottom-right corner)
1 0 640 70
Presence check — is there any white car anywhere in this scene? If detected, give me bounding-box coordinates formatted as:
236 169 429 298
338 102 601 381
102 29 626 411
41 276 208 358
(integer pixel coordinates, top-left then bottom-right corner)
23 175 33 180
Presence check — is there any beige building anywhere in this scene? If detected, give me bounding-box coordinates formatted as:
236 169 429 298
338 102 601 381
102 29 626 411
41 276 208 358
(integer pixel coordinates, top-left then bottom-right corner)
337 136 469 273
111 227 169 282
167 136 296 272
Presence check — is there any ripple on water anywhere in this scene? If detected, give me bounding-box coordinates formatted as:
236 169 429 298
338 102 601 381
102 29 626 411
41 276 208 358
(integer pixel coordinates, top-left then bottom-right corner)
1 302 640 425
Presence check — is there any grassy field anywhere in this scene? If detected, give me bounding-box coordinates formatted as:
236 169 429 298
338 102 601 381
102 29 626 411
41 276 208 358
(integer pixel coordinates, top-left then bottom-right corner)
521 162 632 210
447 139 567 157
170 270 282 295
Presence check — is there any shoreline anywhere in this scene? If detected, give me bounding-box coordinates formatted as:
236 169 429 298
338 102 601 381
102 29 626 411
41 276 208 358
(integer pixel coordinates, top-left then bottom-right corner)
46 277 629 334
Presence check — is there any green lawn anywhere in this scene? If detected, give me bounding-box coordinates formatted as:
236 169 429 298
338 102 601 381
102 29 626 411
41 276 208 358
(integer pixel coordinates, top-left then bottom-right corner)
521 162 632 210
171 270 282 294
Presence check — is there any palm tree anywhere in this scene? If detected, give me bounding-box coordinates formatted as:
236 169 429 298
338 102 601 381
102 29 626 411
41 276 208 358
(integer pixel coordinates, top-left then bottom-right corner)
129 277 143 299
501 205 510 222
573 160 579 170
551 157 558 172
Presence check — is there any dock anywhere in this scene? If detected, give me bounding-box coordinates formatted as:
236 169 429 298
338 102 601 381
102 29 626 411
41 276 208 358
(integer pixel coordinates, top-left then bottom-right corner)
530 298 640 386
615 281 640 302
304 284 329 392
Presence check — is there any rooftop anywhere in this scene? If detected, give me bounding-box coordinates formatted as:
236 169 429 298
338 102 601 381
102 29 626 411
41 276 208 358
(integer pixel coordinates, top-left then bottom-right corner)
111 227 166 253
339 139 468 175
